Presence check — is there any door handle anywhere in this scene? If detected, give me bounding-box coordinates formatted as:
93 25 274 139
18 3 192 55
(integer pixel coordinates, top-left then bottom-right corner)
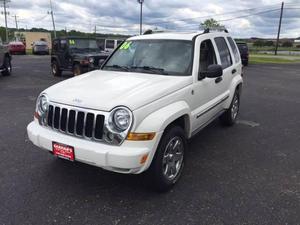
215 77 223 84
232 69 237 74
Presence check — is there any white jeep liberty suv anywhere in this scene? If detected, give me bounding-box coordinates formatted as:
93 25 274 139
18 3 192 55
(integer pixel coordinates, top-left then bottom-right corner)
27 29 243 191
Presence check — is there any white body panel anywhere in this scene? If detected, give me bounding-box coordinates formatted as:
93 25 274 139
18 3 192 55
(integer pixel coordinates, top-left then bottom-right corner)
27 31 243 174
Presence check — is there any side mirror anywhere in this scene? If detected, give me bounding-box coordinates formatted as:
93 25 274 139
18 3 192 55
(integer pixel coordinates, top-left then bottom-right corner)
200 64 223 79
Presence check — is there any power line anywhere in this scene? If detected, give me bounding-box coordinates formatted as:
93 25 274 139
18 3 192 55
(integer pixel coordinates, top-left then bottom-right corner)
159 8 281 30
146 4 282 26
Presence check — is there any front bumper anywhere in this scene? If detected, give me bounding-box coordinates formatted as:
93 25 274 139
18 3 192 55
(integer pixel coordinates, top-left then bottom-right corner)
27 121 162 174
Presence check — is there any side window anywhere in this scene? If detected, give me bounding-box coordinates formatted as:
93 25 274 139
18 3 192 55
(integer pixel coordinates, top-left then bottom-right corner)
53 40 59 51
227 37 240 63
214 37 232 69
199 39 217 73
60 39 67 50
105 40 115 49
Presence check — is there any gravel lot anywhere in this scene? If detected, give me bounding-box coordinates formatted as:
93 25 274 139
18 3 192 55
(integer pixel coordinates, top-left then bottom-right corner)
1 55 300 225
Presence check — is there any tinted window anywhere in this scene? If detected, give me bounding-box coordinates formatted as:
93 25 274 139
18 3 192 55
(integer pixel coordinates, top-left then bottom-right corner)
68 39 98 49
117 40 123 46
53 40 59 51
199 39 217 72
214 37 232 69
227 37 240 63
106 40 115 49
103 40 193 76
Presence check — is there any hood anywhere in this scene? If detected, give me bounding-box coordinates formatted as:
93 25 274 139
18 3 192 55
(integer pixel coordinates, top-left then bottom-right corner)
73 52 109 58
44 70 192 111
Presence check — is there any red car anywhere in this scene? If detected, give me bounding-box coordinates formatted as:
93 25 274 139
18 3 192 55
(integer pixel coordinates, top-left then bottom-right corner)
8 41 26 55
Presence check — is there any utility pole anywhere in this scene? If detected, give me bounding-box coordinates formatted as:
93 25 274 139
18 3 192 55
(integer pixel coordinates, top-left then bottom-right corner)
275 2 284 55
0 0 10 42
48 0 56 38
137 0 144 35
12 14 18 29
94 25 97 36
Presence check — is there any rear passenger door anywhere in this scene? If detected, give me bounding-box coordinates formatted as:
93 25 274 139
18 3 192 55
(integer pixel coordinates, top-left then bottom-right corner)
191 38 225 132
213 37 235 108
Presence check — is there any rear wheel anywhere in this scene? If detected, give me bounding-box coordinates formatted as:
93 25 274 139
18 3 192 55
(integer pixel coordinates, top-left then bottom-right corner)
2 56 12 76
51 60 62 77
219 90 240 126
147 126 186 192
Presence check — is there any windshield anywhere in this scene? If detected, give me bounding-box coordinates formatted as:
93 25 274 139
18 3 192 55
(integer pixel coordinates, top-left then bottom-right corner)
103 40 193 76
68 39 98 50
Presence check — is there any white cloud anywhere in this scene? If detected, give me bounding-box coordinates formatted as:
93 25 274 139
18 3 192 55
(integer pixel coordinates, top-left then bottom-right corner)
1 0 299 38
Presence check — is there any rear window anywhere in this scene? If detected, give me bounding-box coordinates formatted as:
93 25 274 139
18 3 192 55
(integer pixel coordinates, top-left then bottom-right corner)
227 37 240 63
214 37 232 69
106 40 115 49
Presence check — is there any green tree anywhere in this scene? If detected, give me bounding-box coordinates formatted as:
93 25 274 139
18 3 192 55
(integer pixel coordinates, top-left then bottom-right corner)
200 18 222 29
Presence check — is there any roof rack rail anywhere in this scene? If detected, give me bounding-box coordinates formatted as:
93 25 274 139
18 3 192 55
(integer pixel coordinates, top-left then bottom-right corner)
143 29 166 35
202 26 228 34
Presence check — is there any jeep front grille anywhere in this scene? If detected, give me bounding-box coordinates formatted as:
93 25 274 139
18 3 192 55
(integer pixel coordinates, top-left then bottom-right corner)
46 103 105 141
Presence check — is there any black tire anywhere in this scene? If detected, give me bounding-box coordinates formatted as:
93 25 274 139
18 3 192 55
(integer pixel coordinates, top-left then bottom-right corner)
2 56 12 76
51 60 62 77
72 64 83 76
219 90 240 126
147 126 187 192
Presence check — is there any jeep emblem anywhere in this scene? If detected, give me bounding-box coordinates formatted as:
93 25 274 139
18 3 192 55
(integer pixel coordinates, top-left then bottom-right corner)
73 98 82 103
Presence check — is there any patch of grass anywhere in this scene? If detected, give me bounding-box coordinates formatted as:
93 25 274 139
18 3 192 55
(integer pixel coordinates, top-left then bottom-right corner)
250 55 300 64
26 49 33 55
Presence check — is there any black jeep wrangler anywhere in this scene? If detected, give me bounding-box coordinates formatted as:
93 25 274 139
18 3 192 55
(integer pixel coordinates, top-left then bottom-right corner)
51 37 110 77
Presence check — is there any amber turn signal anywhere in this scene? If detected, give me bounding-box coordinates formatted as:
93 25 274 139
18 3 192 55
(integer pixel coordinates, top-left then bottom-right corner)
140 154 149 164
127 132 155 141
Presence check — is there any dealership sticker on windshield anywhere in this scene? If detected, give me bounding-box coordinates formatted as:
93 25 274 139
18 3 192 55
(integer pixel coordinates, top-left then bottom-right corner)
120 41 132 50
69 40 75 45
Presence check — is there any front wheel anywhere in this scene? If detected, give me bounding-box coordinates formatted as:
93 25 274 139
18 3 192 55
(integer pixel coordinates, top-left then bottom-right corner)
147 126 187 192
2 57 12 76
72 64 83 76
219 90 240 126
51 60 62 77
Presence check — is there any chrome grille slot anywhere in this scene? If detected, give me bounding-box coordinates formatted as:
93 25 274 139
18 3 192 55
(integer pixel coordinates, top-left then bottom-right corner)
46 103 105 142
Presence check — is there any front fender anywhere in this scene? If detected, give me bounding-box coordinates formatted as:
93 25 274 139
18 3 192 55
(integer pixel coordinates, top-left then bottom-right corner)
134 101 191 137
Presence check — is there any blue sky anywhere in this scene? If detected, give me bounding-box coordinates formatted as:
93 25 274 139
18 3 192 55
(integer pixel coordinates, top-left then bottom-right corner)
2 0 300 38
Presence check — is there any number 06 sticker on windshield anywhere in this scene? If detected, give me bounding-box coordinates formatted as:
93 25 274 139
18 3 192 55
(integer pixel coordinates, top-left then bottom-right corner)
120 41 132 50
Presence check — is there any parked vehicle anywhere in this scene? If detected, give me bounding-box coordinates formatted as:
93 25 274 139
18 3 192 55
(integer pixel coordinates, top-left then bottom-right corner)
32 41 49 55
104 39 124 51
237 42 249 66
8 41 26 55
27 30 243 191
0 38 12 76
51 37 110 77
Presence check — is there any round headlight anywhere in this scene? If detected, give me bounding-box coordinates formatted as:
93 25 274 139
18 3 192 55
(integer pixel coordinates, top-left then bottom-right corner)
38 94 49 113
88 57 94 64
111 107 132 131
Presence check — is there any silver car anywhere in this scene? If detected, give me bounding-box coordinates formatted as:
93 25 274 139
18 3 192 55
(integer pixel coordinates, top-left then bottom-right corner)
32 41 49 55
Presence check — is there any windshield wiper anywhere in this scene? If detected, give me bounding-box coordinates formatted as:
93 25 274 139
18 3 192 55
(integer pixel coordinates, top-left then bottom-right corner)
104 65 130 71
130 66 168 75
